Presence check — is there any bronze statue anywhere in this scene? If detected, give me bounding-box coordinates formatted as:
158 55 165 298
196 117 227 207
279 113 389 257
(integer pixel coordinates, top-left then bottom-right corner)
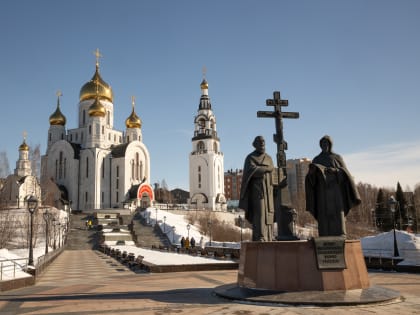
305 135 361 237
239 136 275 241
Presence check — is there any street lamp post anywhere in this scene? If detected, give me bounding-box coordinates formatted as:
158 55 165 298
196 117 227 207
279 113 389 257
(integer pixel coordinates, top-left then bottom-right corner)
207 220 212 246
43 210 50 254
58 222 61 248
238 215 243 242
388 196 400 257
27 195 38 266
187 224 190 239
52 218 57 250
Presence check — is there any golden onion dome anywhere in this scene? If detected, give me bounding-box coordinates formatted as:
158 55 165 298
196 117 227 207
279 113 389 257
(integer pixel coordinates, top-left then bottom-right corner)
200 79 208 89
79 65 114 102
125 97 142 128
49 96 66 126
19 139 29 151
88 97 106 117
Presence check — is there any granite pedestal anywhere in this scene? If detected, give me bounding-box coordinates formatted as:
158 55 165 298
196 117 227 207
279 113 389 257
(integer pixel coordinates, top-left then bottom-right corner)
215 240 401 306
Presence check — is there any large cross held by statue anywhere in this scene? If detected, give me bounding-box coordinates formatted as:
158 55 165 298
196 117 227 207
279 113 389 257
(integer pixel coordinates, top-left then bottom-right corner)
257 91 300 240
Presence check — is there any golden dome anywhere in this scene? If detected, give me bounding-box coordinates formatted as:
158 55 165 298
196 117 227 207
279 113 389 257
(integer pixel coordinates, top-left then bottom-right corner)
125 97 142 128
200 79 208 89
79 65 113 102
49 96 66 126
88 97 106 117
19 139 29 151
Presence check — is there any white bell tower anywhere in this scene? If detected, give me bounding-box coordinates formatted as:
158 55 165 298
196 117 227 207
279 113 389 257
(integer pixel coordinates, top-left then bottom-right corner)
189 73 226 211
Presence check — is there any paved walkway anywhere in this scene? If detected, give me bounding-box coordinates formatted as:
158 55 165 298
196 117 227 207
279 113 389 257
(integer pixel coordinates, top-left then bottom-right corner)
0 248 419 314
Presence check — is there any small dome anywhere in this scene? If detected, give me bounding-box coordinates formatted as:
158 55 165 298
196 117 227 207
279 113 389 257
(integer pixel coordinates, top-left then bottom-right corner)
49 97 66 126
200 79 208 90
79 65 113 102
88 97 106 117
19 139 29 151
125 97 142 128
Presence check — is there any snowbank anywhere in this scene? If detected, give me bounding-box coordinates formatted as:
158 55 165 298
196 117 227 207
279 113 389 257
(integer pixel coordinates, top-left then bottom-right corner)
361 230 420 266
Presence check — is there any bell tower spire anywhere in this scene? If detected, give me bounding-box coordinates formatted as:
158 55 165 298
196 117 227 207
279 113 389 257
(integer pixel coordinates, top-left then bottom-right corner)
189 70 226 211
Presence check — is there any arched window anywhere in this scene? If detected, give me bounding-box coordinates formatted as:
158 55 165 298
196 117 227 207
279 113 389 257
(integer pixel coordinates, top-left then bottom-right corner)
107 111 110 125
198 166 201 189
135 153 140 180
59 151 63 179
86 157 89 178
83 110 86 125
197 141 205 152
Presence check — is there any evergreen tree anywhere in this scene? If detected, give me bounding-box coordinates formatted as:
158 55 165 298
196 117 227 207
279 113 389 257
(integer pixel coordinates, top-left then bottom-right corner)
375 189 389 231
395 182 406 229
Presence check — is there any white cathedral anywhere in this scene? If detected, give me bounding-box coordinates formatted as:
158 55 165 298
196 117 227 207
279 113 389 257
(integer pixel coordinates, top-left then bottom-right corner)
40 52 153 212
189 78 226 211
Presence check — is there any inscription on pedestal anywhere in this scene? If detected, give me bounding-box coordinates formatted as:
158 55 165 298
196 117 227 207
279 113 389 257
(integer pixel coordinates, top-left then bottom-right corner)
313 237 346 270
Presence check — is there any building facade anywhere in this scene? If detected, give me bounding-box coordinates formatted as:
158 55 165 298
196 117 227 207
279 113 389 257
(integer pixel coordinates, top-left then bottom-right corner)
224 169 243 201
189 77 226 211
41 53 152 211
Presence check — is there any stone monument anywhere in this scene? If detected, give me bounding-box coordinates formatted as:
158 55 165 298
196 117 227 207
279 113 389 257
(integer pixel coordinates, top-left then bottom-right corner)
215 91 400 306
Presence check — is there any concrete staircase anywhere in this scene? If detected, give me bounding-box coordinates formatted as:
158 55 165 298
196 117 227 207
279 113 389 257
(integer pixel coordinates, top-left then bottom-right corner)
66 213 99 250
131 213 171 249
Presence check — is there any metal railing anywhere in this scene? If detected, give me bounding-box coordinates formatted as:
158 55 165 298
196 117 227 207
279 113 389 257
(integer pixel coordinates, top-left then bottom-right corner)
0 258 28 281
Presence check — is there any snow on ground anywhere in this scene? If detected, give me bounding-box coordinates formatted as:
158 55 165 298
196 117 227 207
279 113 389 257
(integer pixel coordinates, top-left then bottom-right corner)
361 230 420 265
108 245 236 265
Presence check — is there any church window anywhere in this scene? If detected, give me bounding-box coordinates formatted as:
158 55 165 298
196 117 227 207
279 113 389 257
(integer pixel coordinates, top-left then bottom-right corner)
102 126 104 134
70 134 73 141
135 153 140 180
119 136 122 143
85 191 88 202
81 132 84 141
55 160 58 180
107 111 110 125
116 178 119 189
116 191 119 203
116 166 119 177
86 157 89 178
49 133 51 141
108 133 111 140
198 166 201 189
59 152 63 179
64 158 67 179
127 136 130 142
131 159 134 180
214 142 218 152
102 157 105 178
83 110 86 125
61 133 64 140
101 191 104 203
197 141 205 153
140 161 143 181
89 125 92 135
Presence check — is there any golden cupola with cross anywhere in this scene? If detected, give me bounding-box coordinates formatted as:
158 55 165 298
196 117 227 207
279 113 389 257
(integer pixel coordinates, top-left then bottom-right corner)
79 49 114 103
49 91 67 126
125 96 142 129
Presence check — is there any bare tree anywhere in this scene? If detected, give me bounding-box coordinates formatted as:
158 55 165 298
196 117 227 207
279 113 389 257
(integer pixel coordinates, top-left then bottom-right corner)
29 144 41 179
0 151 10 178
0 211 17 248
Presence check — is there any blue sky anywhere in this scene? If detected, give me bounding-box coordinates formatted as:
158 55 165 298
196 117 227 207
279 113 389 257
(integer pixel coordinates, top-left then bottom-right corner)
1 0 419 191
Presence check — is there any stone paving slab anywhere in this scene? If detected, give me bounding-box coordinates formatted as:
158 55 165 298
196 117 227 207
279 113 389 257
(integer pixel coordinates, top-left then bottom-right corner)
0 250 419 314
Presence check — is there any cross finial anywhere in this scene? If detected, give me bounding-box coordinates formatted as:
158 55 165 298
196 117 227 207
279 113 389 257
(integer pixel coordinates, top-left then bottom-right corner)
56 90 62 98
202 65 207 79
23 131 27 141
94 48 102 67
131 96 136 109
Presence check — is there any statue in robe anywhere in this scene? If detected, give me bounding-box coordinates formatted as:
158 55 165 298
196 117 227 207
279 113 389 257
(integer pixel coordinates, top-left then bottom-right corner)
305 135 361 237
239 136 275 241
